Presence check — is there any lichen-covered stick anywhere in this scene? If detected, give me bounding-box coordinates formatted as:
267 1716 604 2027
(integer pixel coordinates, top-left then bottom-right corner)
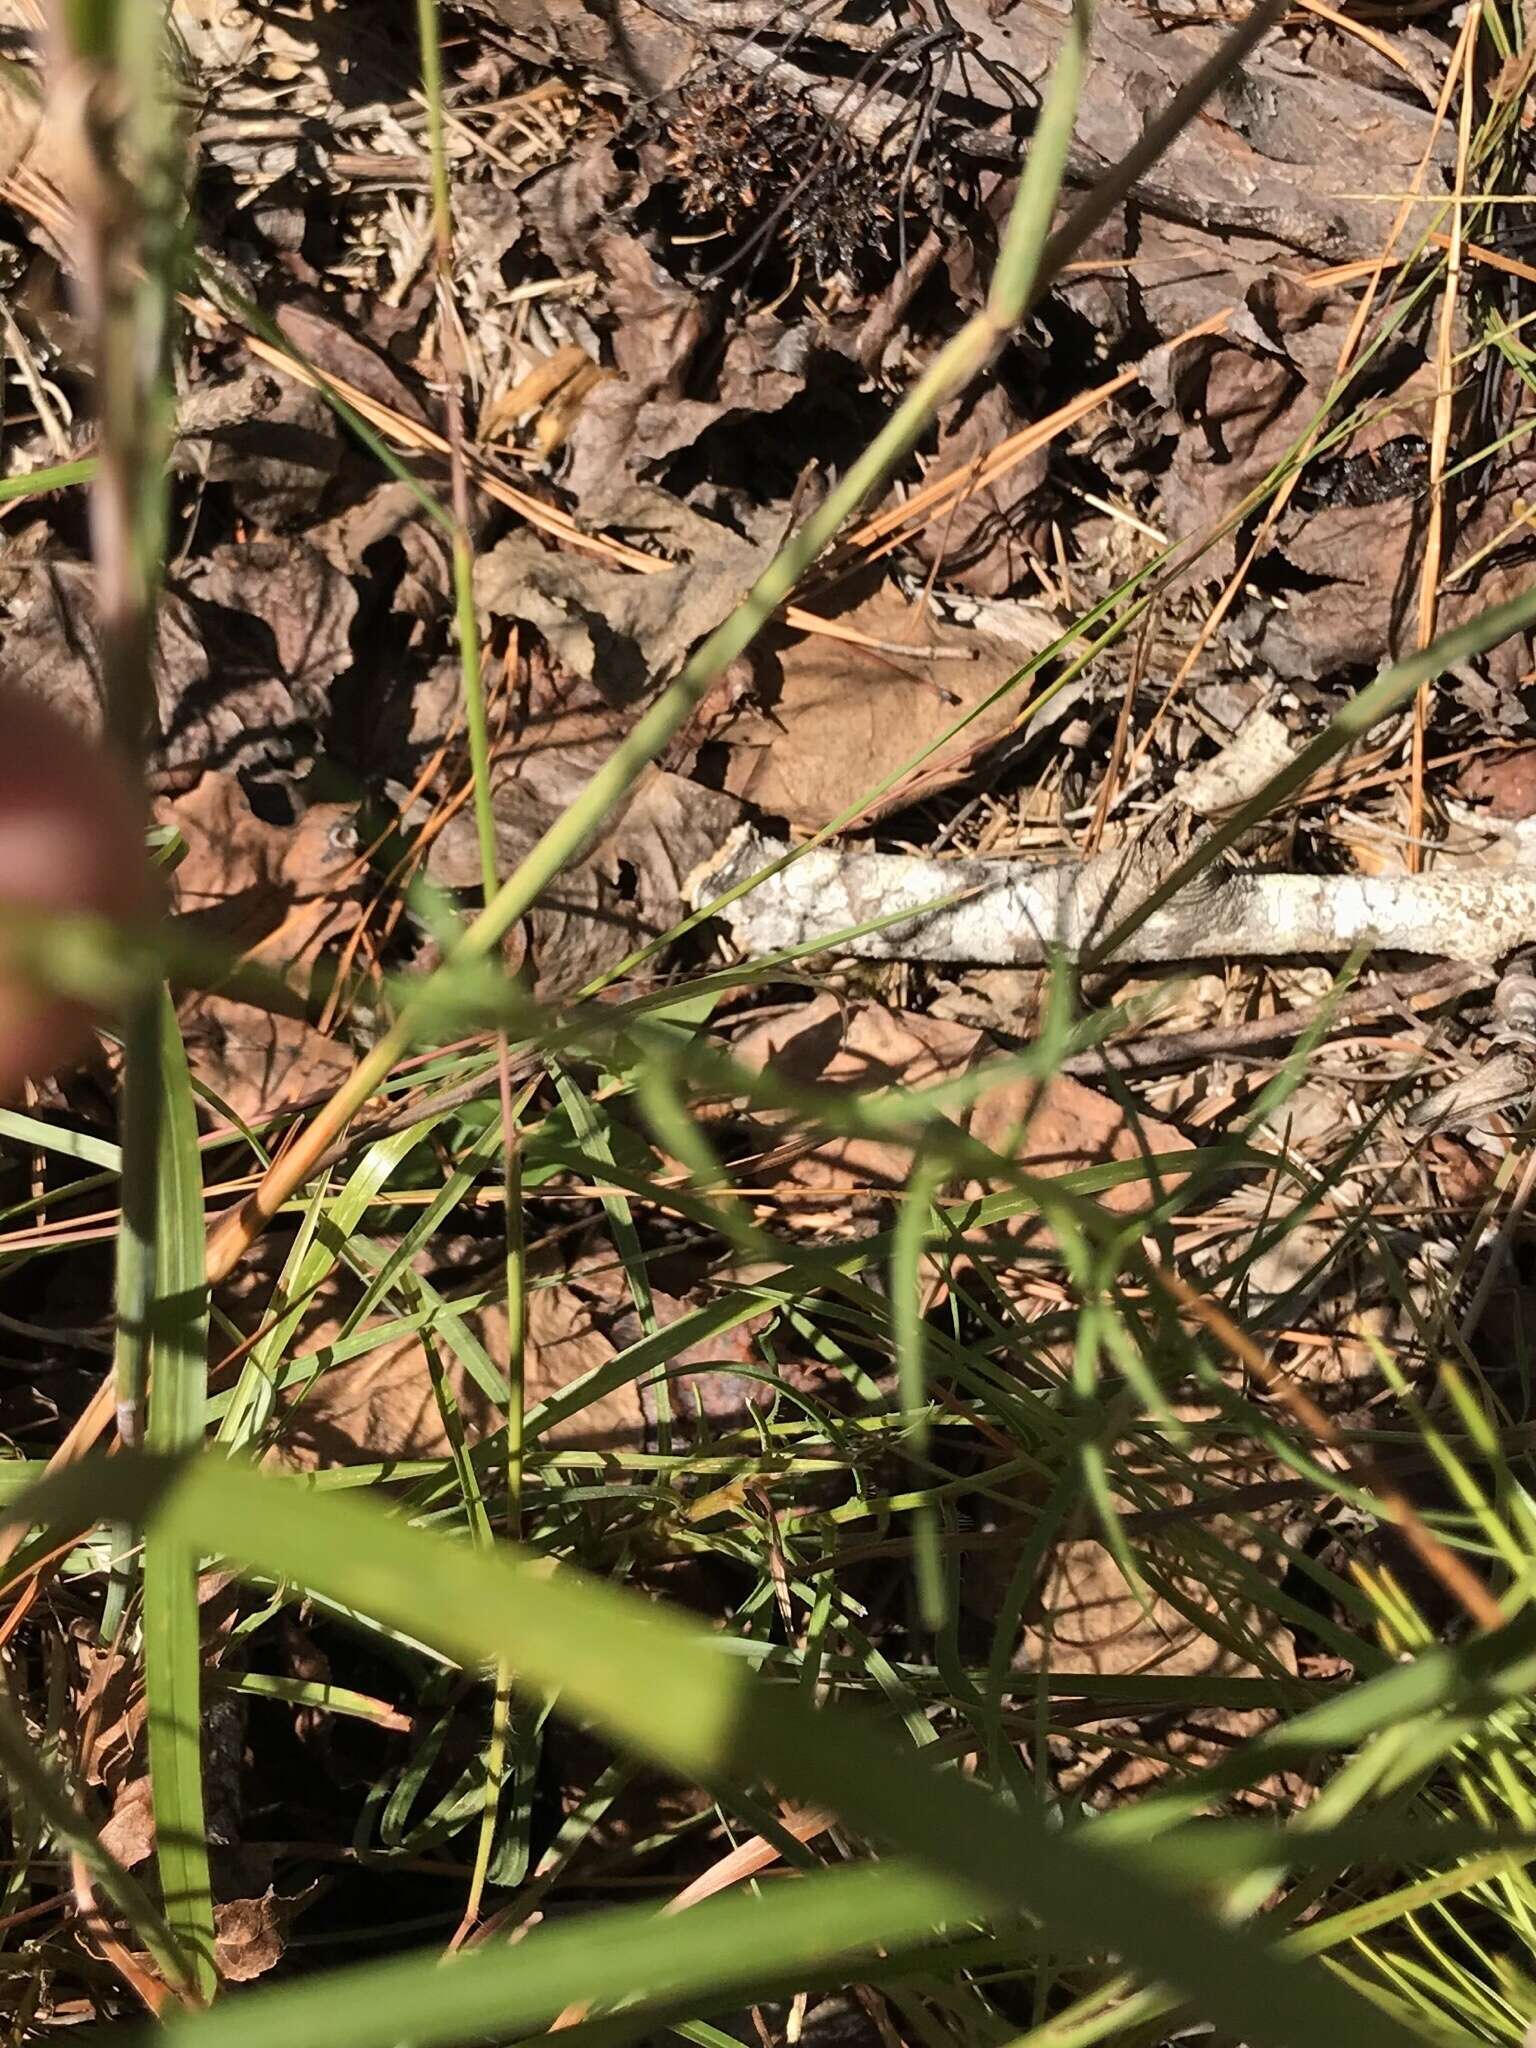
693 825 1536 967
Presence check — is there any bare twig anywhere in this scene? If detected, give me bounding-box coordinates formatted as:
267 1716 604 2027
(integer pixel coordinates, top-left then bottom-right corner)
1059 962 1488 1078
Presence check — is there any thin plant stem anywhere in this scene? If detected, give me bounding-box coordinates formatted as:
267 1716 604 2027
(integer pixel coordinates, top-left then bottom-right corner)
414 0 525 1947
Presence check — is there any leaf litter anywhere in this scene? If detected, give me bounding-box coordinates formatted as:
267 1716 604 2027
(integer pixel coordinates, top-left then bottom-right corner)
4 0 1536 2022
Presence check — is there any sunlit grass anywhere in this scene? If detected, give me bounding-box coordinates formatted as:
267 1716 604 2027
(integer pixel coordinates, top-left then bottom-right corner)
3 0 1536 2042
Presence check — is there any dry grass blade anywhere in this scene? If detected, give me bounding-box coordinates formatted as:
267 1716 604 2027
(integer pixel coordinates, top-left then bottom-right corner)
1146 1262 1503 1632
1102 7 1475 813
1410 12 1480 870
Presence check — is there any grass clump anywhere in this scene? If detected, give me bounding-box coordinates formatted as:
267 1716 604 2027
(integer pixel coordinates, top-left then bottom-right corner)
5 2 1536 2045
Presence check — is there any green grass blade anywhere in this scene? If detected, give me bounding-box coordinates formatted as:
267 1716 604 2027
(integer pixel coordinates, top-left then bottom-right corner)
892 1153 948 1633
100 991 164 1647
149 1857 976 2048
134 1811 1501 2048
38 1452 1435 2048
0 455 97 504
216 1116 449 1447
986 0 1093 320
141 994 216 2001
0 1109 121 1170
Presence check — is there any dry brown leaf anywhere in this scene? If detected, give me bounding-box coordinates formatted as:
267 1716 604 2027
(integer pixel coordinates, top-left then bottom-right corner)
1015 1519 1301 1806
518 133 636 275
1024 1527 1295 1683
483 647 630 805
210 1851 322 1984
475 495 772 701
1156 276 1435 602
571 301 809 511
314 483 454 638
69 1630 156 1871
1226 437 1534 692
1248 496 1420 680
274 303 432 428
1458 748 1536 821
0 546 212 781
98 1776 156 1872
518 1286 647 1448
713 586 1035 829
1109 216 1274 339
180 541 358 747
732 997 1189 1235
180 1002 356 1126
910 385 1050 599
0 532 356 788
576 768 743 961
561 1252 791 1441
1439 488 1536 693
1157 334 1312 588
214 1892 290 1984
160 772 360 962
74 1634 143 1797
732 998 981 1220
425 765 739 998
967 1070 1192 1214
274 1317 502 1470
1424 1132 1497 1207
988 1409 1301 1805
555 232 710 521
274 1282 645 1467
479 0 690 102
160 773 362 1121
174 360 343 528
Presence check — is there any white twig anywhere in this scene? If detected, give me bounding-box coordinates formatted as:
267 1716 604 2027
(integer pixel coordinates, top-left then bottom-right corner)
692 827 1536 967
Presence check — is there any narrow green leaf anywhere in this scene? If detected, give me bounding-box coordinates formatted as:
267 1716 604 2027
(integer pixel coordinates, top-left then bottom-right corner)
216 1117 446 1447
39 1453 1429 2048
141 994 216 2001
891 1152 947 1632
151 1857 972 2048
0 1109 121 1169
0 455 97 504
215 1671 406 1729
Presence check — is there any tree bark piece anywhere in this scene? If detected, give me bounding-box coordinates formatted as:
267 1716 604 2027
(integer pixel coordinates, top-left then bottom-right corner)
692 827 1536 966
